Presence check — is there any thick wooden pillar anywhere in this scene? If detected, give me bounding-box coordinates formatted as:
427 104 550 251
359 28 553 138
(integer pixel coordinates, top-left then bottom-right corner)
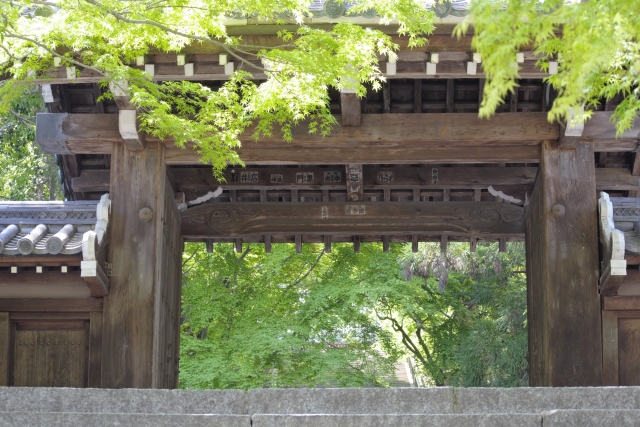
102 142 182 388
526 140 602 386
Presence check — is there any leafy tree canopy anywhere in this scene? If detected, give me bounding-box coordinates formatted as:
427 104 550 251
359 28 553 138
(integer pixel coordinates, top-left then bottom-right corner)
3 1 634 178
459 0 640 131
0 0 434 177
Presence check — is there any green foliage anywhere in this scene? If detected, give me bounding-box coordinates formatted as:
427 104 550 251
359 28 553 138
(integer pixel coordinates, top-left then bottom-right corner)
179 242 397 389
0 0 435 178
457 0 640 133
180 241 528 389
0 83 61 201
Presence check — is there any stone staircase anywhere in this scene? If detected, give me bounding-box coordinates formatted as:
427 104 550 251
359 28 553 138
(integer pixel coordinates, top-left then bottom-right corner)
1 387 639 426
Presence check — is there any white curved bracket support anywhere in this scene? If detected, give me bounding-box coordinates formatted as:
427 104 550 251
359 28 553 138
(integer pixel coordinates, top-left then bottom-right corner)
81 193 111 296
599 192 627 295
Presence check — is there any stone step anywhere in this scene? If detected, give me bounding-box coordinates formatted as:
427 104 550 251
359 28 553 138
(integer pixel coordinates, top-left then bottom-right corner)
3 410 640 427
0 412 250 427
247 387 640 415
0 388 247 414
251 414 542 427
1 387 640 416
544 409 640 427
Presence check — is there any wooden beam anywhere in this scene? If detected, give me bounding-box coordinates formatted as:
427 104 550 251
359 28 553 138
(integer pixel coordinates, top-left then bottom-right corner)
102 143 182 389
36 112 558 164
71 169 110 193
340 93 361 127
596 168 640 191
295 235 302 253
630 153 640 197
81 262 110 297
413 80 422 114
0 298 103 312
171 166 540 191
603 296 640 311
446 79 454 113
525 140 602 386
118 110 145 151
177 144 543 165
0 256 81 267
36 112 557 148
324 235 331 253
264 235 271 253
182 201 525 238
558 121 582 149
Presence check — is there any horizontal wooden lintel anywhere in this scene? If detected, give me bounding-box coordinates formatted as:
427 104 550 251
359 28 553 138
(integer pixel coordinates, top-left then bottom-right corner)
181 200 525 239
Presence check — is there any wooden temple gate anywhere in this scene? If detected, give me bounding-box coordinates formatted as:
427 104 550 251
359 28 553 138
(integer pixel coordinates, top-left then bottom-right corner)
2 27 640 387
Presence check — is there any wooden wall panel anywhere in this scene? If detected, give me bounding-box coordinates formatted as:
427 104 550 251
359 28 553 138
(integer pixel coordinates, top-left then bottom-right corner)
88 312 103 388
13 329 87 387
602 310 619 386
618 318 640 385
0 313 8 386
526 141 602 386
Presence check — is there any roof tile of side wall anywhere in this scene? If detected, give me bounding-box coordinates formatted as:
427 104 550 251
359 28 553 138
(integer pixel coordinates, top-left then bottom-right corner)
0 201 100 256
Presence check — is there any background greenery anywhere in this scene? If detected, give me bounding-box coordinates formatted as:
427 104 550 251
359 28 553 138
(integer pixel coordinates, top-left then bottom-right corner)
179 241 528 389
0 84 61 201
